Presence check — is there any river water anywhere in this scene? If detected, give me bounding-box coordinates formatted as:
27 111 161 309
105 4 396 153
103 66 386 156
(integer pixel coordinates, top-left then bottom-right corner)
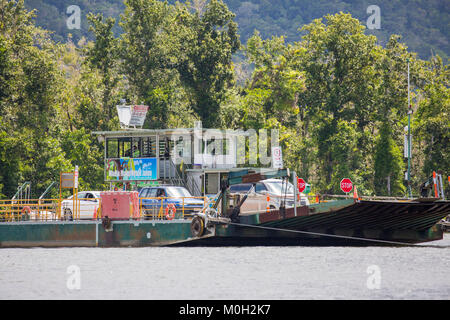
1 235 449 300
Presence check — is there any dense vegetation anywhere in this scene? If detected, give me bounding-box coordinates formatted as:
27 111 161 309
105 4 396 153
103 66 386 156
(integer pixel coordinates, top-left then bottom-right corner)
25 0 449 61
0 0 448 199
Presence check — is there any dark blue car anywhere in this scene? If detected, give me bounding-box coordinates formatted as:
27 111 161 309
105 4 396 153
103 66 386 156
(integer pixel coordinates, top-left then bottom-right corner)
139 186 205 218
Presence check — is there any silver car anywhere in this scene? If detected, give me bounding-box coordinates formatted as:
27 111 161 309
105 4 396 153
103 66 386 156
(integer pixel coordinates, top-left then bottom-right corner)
228 179 309 214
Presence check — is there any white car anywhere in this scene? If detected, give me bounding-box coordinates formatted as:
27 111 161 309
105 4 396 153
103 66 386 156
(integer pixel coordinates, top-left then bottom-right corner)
61 191 101 220
263 179 310 206
228 179 309 214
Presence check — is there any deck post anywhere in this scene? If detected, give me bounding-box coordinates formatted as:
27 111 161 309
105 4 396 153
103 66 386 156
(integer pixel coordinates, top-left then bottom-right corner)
293 171 297 216
407 58 412 198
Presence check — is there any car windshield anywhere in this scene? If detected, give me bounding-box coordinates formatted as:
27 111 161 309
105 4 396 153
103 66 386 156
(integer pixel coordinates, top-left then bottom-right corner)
68 192 100 199
229 184 252 193
165 187 192 198
265 181 294 195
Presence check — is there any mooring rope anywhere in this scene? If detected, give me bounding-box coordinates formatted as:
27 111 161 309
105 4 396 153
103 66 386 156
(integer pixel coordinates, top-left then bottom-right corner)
227 222 449 248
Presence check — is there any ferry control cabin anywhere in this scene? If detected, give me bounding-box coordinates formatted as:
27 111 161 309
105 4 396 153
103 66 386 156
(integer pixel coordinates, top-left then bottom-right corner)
93 125 266 197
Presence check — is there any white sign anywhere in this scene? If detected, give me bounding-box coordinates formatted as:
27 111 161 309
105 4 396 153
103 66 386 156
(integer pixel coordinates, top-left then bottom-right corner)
116 105 149 128
404 134 412 158
271 147 283 169
129 105 149 126
61 172 75 188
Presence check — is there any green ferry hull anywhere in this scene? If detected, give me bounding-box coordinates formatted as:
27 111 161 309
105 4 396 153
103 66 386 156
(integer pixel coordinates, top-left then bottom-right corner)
0 220 193 248
173 199 449 246
176 223 444 246
0 199 448 247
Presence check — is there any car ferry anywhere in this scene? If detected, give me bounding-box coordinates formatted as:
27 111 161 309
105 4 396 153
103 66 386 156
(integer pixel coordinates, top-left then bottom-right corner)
0 118 449 247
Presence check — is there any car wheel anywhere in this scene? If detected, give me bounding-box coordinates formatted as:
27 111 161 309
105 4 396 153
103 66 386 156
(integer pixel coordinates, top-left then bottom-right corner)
64 208 73 221
143 209 151 220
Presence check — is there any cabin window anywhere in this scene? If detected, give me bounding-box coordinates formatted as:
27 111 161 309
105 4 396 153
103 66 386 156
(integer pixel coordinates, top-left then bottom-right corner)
108 136 159 158
106 138 119 158
119 138 132 158
205 173 219 194
142 136 157 158
131 138 141 158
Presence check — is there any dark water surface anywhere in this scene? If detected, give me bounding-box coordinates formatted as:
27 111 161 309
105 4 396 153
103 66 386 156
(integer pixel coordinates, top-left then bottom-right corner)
1 234 449 300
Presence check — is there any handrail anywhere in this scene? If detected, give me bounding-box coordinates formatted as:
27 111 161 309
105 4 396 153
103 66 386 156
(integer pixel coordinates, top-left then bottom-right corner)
139 196 207 220
0 196 208 221
39 182 57 200
186 173 202 196
317 194 417 201
0 198 102 222
12 182 31 201
0 198 59 222
167 158 203 196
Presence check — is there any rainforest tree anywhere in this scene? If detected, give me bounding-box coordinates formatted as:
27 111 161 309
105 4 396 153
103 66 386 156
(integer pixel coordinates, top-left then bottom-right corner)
0 1 448 199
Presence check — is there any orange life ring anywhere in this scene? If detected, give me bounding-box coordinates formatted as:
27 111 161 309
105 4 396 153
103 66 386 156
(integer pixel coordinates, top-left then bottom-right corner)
165 203 176 220
21 206 31 219
21 206 31 214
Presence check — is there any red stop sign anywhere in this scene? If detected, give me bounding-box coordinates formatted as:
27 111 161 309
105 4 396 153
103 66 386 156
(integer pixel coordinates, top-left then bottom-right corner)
297 178 306 193
340 178 353 193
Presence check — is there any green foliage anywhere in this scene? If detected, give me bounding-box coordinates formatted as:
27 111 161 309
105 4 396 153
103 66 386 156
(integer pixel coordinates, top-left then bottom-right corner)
86 13 121 124
246 32 304 119
289 13 380 193
230 12 448 196
0 0 68 197
119 0 171 100
0 1 448 200
414 56 450 181
169 0 241 127
0 119 22 198
60 128 106 191
374 122 405 196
